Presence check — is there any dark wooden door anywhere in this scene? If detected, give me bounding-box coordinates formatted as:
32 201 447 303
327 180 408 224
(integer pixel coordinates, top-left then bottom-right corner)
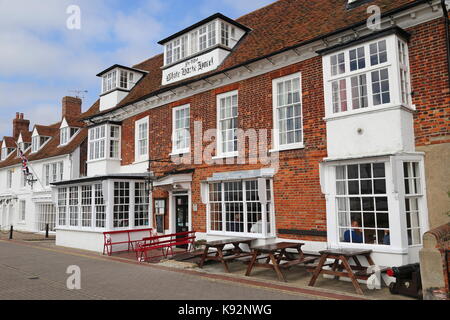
175 195 189 248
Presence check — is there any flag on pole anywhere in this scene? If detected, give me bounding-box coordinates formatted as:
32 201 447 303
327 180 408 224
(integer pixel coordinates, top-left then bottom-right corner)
18 146 30 176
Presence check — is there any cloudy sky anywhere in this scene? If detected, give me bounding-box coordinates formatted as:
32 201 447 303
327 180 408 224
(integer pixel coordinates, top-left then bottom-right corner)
0 0 273 137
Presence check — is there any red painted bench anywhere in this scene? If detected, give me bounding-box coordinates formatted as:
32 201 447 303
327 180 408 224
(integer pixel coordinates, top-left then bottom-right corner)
103 228 155 256
135 231 196 262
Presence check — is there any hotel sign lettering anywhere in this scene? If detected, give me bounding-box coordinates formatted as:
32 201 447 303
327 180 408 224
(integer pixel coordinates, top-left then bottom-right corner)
162 49 226 85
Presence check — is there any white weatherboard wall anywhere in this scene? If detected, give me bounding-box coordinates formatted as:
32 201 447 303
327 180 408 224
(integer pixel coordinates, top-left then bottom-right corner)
326 107 415 158
0 152 78 232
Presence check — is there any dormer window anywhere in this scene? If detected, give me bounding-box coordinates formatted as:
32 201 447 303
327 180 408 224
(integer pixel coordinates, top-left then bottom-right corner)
163 20 236 66
31 135 50 153
159 14 249 85
17 142 30 156
102 70 117 93
60 127 79 146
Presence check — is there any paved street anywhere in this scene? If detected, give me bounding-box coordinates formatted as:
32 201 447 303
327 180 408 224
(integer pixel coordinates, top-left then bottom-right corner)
0 240 320 300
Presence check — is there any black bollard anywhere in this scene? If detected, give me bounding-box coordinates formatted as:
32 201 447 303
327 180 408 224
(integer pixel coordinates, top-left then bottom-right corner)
45 224 49 238
9 226 13 240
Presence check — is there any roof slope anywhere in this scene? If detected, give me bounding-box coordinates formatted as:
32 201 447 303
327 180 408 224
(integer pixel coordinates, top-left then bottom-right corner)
0 100 100 169
89 0 421 118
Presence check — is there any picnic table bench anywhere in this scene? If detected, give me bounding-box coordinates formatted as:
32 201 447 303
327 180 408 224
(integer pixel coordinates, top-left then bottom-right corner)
135 231 196 262
103 228 154 256
198 237 254 272
245 242 319 282
307 248 388 295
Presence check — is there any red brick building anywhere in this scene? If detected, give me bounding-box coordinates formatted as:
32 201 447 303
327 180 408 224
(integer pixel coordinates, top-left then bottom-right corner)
51 0 449 267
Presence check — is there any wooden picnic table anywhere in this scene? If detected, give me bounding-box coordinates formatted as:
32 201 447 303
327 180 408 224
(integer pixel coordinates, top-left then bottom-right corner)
198 237 254 272
245 242 319 282
308 248 378 295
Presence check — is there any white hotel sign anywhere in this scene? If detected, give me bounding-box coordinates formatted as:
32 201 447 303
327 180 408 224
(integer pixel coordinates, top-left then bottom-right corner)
162 48 228 86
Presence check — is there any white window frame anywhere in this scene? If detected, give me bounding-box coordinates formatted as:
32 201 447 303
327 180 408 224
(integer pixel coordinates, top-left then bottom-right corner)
19 200 26 222
216 90 239 158
44 161 64 186
271 72 304 152
88 124 121 162
135 117 149 163
206 178 275 239
7 169 13 189
323 34 412 119
171 104 190 155
102 70 117 94
109 125 121 160
164 19 224 66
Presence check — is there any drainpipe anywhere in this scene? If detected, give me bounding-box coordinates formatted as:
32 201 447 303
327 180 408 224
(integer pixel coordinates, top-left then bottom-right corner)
442 0 450 89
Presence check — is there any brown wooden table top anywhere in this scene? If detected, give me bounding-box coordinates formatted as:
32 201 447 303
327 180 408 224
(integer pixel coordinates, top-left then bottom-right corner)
318 248 372 257
251 242 305 253
204 237 254 247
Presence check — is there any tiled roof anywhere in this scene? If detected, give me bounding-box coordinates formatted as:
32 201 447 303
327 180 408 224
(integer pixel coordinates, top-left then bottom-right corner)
0 100 100 169
87 0 422 119
2 137 16 148
34 124 59 137
19 131 32 143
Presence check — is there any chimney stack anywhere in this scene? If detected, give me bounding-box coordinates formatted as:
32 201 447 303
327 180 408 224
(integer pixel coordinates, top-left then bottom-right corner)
62 96 82 120
12 113 30 139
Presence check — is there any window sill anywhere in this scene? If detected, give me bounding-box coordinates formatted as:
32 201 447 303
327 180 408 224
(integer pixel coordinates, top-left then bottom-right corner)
324 103 415 121
269 143 304 153
332 242 408 254
169 150 190 157
133 158 149 165
212 152 239 160
207 231 275 239
87 158 121 164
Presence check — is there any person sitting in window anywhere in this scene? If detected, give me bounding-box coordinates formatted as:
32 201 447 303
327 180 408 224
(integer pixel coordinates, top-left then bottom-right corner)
383 230 390 245
344 220 363 243
227 213 243 232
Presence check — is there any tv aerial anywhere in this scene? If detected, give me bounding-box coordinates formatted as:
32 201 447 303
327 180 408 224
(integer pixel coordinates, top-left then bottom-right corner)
69 90 88 100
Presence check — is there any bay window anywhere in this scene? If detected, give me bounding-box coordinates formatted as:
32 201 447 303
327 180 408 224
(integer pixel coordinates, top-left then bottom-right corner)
134 182 149 227
403 162 423 246
217 91 238 157
88 124 121 161
172 104 190 154
113 182 130 228
69 186 79 227
57 187 67 226
336 163 390 245
272 73 303 150
56 183 107 229
323 32 411 116
208 179 273 237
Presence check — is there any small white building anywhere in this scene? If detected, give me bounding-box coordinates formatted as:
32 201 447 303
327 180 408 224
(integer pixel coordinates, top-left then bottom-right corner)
0 97 96 234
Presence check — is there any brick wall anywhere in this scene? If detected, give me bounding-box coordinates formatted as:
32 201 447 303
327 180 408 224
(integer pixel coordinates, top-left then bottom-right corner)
118 17 449 242
409 18 450 146
120 57 327 241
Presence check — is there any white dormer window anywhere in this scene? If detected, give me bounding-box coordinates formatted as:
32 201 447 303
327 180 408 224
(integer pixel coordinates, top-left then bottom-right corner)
17 142 30 156
101 68 138 94
32 136 39 153
60 127 79 146
31 135 50 153
1 147 8 160
163 19 237 66
102 70 117 93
